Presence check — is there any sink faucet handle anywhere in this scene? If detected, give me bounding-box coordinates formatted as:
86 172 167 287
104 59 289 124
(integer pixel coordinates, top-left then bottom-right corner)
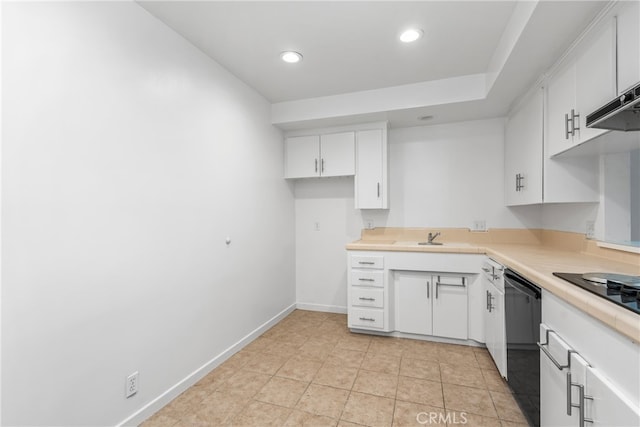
427 231 441 242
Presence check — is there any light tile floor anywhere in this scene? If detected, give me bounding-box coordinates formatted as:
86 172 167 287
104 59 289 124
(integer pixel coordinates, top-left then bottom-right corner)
142 310 529 427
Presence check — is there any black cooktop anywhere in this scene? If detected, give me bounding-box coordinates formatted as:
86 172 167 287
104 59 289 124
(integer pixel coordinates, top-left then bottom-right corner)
554 273 640 315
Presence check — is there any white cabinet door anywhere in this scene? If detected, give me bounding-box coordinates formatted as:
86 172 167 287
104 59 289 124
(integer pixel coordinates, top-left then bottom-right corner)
355 129 387 209
320 132 355 177
432 274 468 340
540 324 586 427
547 62 577 157
486 282 506 378
585 365 640 427
575 20 615 144
395 271 432 335
617 0 640 94
284 135 320 178
505 88 544 206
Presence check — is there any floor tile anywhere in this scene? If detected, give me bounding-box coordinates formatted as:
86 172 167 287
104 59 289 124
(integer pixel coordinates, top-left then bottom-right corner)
216 370 271 399
334 334 372 352
325 348 366 369
490 390 529 423
458 412 502 426
442 383 498 418
361 352 401 375
399 357 441 381
402 340 440 362
140 413 179 427
255 376 309 408
242 352 289 375
297 341 336 361
352 369 398 398
313 362 359 390
181 391 249 425
368 337 406 357
482 369 510 393
440 362 486 389
437 345 479 368
475 349 498 370
396 376 443 408
340 391 395 427
295 384 350 419
143 310 527 427
231 400 292 426
393 400 447 427
276 355 323 382
284 409 338 426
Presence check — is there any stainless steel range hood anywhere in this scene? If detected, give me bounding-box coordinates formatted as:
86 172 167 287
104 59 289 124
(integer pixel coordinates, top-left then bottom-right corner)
586 81 640 131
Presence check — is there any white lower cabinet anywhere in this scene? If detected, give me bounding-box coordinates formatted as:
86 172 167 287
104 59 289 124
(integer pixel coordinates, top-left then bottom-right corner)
347 251 483 340
394 271 469 340
540 290 640 427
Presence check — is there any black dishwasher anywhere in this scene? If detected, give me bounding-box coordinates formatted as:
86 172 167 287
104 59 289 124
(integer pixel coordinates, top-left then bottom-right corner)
504 269 542 427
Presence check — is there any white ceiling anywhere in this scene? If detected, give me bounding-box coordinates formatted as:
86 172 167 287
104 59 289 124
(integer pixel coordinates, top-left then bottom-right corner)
138 1 608 129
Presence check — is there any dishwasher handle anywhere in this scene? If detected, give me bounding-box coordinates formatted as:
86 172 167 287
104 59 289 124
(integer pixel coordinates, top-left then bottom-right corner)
505 269 541 299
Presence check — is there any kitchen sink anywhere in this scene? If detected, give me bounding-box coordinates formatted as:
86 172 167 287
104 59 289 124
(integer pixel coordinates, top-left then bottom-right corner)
417 241 443 246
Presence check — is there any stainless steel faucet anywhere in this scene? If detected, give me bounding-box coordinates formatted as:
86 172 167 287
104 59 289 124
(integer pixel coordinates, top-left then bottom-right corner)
427 232 441 243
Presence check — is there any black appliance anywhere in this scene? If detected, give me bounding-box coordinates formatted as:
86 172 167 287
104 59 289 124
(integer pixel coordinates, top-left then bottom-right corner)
553 272 640 315
504 269 542 427
586 80 640 131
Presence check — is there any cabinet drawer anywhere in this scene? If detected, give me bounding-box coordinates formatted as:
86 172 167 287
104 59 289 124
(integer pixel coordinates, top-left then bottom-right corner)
350 308 384 329
351 270 384 287
351 288 384 308
351 255 383 269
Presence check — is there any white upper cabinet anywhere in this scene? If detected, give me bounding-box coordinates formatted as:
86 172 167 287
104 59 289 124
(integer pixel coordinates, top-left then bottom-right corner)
284 135 320 178
617 0 640 94
547 18 615 157
319 132 356 177
355 128 388 209
505 87 544 206
284 132 354 178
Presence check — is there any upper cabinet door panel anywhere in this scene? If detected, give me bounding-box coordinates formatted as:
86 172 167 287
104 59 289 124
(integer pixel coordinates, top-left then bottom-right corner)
355 129 386 209
617 0 640 94
319 132 355 177
284 135 320 178
505 88 544 206
575 19 615 144
546 62 576 157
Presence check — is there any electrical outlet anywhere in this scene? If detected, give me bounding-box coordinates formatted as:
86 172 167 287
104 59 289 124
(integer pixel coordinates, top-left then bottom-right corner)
472 220 487 232
365 219 374 230
586 220 595 239
126 371 139 398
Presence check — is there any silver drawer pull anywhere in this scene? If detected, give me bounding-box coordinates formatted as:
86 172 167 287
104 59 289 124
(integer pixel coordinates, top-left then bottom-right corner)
359 317 376 322
358 297 375 301
482 267 491 273
567 373 593 426
358 278 375 282
358 261 375 265
435 276 466 299
537 329 574 370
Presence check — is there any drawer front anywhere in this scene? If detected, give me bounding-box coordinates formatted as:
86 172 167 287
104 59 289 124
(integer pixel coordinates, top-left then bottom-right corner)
351 270 384 287
349 308 384 329
351 255 384 269
351 288 384 308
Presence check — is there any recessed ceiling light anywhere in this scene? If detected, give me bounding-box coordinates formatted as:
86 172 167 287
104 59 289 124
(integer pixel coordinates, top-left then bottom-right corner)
281 51 303 63
400 29 423 43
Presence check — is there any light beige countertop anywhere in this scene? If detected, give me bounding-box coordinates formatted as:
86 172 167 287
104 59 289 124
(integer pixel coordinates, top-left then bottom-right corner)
347 228 640 343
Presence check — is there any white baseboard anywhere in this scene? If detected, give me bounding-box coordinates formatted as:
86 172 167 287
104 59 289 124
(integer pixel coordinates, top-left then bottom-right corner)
117 303 297 427
295 302 347 314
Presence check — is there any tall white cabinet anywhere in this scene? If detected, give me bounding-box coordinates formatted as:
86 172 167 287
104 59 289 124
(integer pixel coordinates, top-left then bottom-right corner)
355 128 388 209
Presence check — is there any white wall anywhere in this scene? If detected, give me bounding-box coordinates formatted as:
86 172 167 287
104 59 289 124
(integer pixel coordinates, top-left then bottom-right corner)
294 119 542 312
1 2 294 426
